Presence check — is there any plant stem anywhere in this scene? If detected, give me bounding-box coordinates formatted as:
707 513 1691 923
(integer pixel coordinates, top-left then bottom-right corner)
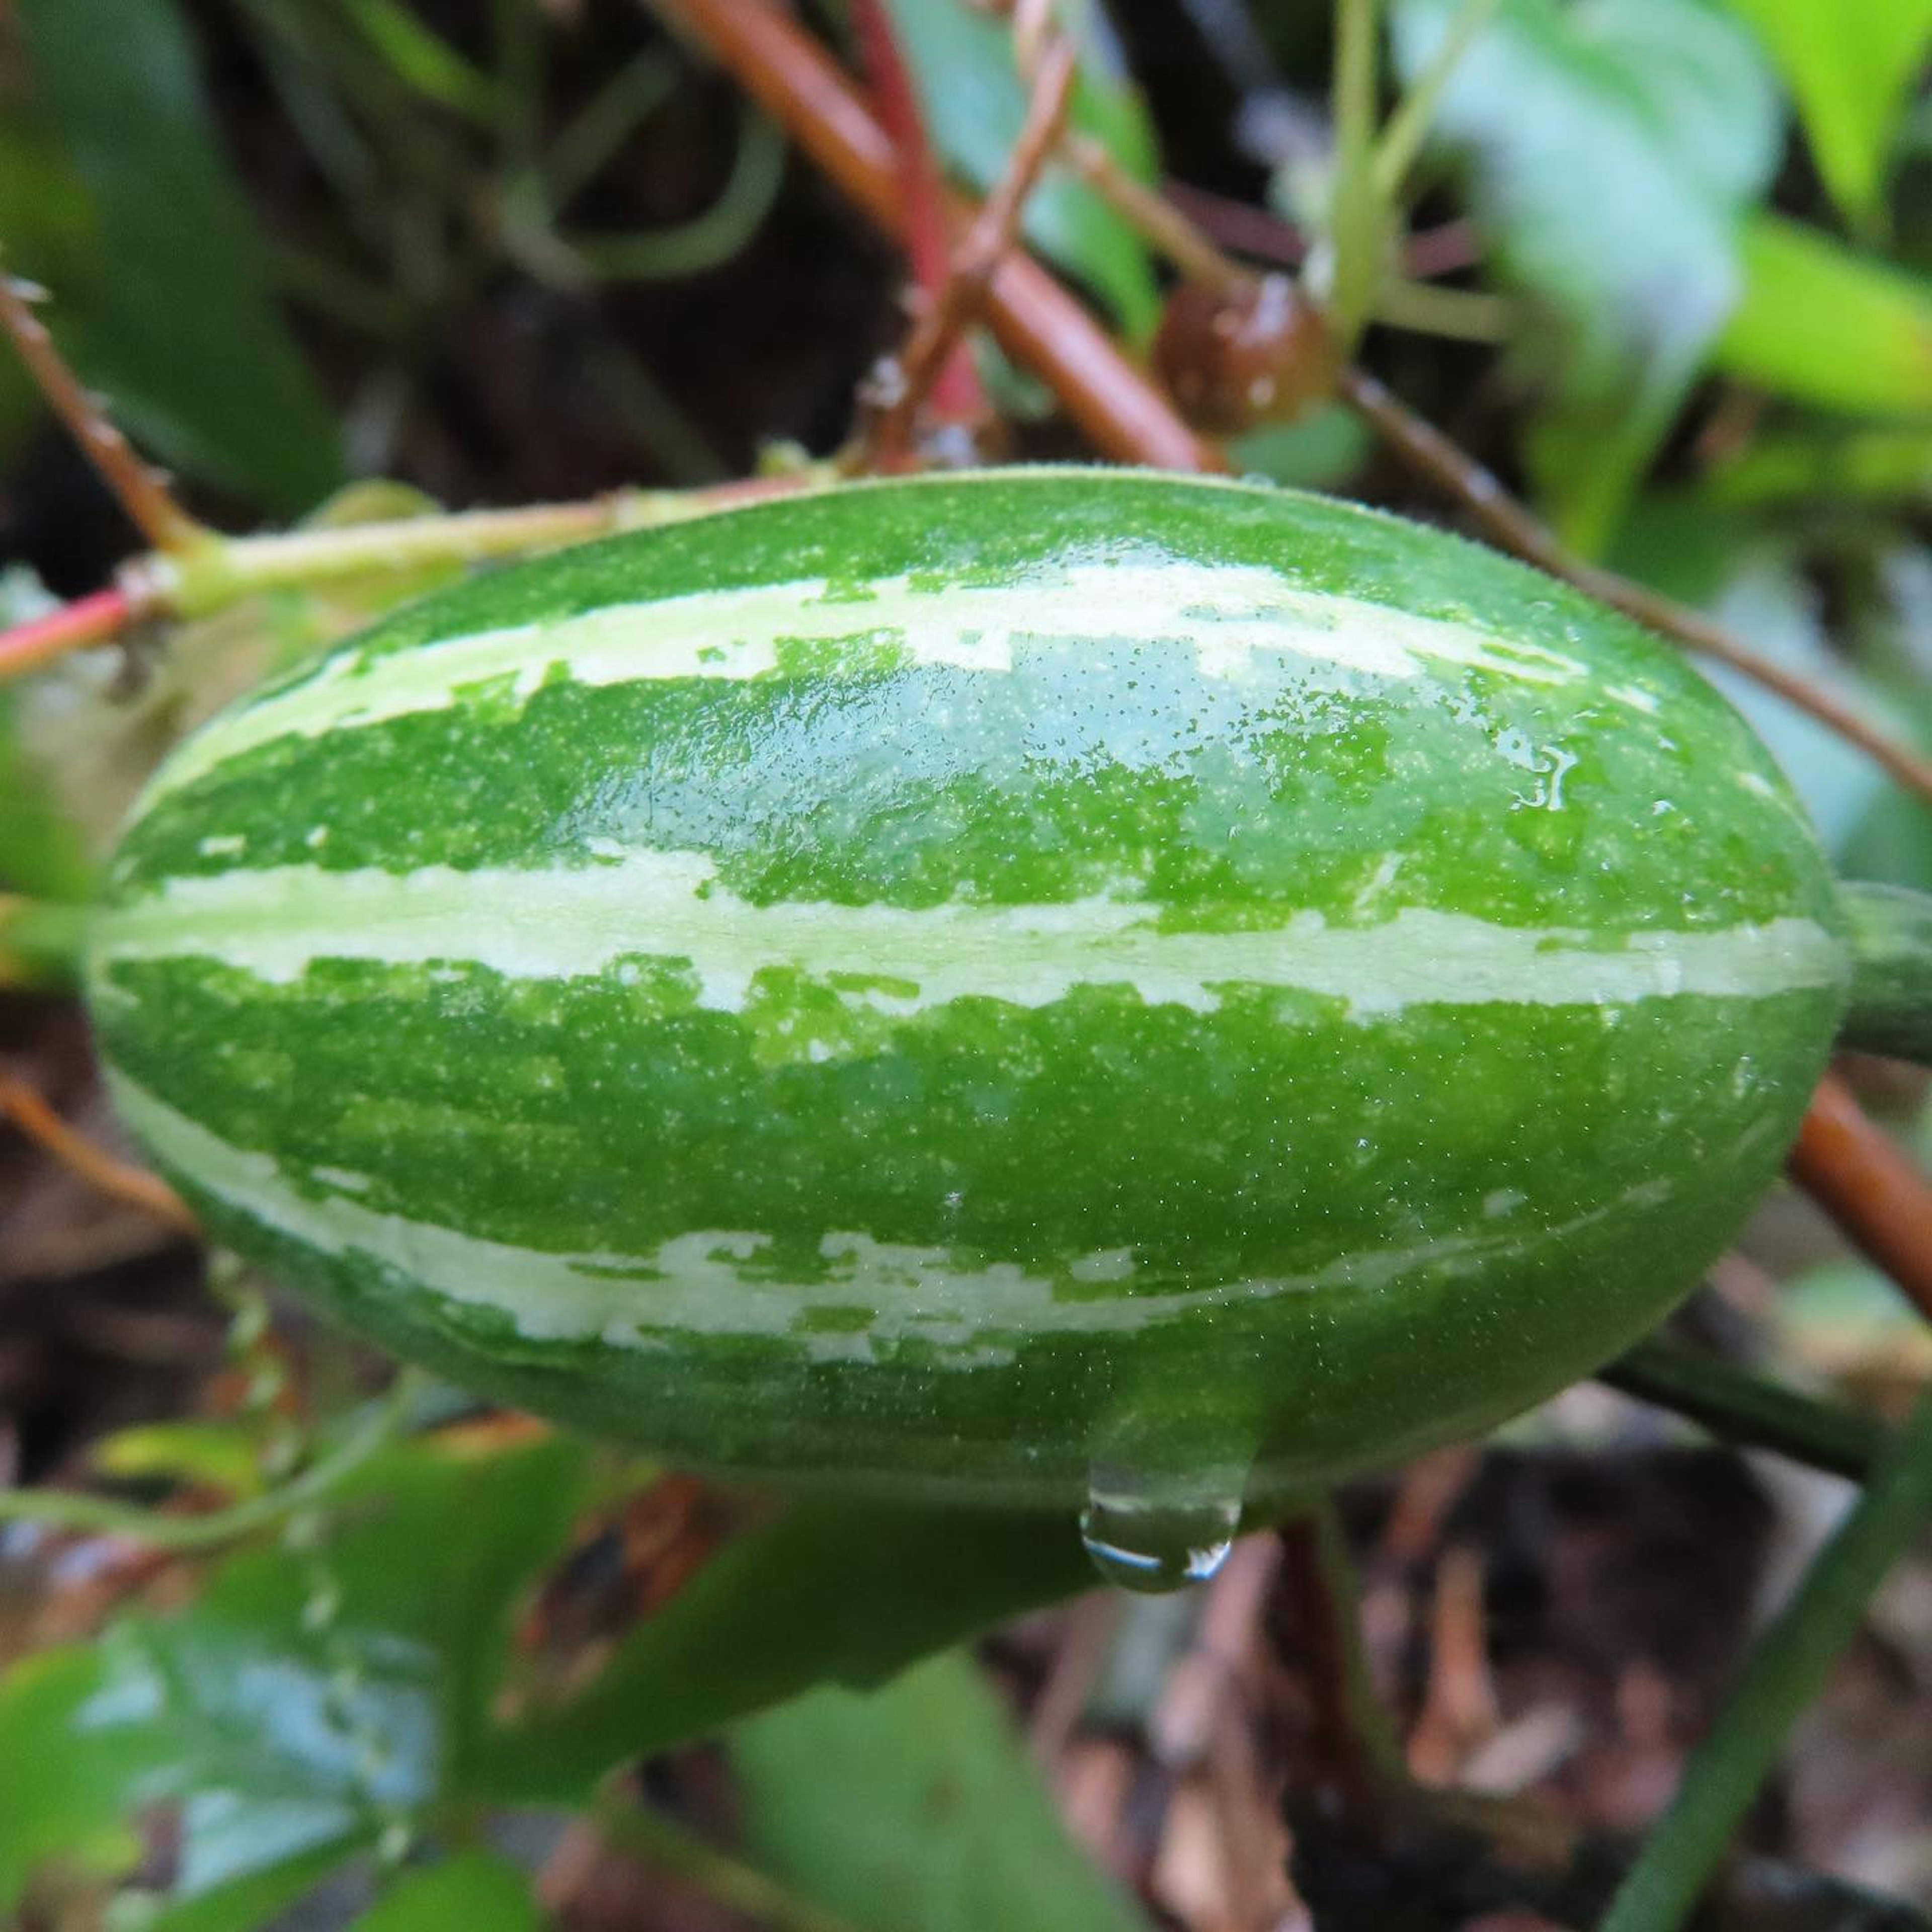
1371 0 1497 198
1837 881 1932 1066
1600 1378 1932 1932
1338 365 1932 806
1789 1072 1932 1321
0 1372 424 1552
0 897 87 993
1326 0 1386 353
148 477 817 618
0 1070 196 1233
653 0 1222 472
0 274 208 554
0 586 146 679
1601 1336 1888 1483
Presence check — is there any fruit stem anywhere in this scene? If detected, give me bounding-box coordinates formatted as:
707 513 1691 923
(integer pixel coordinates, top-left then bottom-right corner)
0 895 86 993
1837 880 1932 1067
1599 1376 1932 1932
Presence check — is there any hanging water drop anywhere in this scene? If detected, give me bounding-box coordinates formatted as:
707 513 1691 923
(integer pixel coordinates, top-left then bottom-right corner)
1079 1466 1244 1593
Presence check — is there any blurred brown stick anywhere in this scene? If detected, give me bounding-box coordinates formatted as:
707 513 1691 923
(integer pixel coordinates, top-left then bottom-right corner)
1789 1070 1932 1322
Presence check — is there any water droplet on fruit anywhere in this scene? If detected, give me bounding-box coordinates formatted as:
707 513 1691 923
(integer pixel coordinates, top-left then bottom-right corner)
1079 1466 1242 1593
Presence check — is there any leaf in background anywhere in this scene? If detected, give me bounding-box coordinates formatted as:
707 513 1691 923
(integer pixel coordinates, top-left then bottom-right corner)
1609 496 1913 857
1717 215 1932 416
15 0 344 513
0 1428 601 1921
880 0 1162 343
1391 0 1783 554
349 1850 543 1932
0 1410 1101 1917
479 1493 1097 1801
1721 0 1932 233
732 1653 1150 1932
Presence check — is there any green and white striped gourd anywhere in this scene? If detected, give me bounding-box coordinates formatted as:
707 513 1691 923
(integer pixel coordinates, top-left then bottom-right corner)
86 470 1851 1587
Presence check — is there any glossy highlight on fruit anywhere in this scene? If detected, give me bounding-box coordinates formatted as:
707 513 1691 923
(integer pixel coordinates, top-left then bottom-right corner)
86 469 1850 1573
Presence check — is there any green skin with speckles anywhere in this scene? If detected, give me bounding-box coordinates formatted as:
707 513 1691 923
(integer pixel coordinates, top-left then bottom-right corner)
87 471 1849 1513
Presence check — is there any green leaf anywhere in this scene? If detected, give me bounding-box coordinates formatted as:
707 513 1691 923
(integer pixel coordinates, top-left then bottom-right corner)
0 1429 601 1919
351 1851 544 1932
16 0 344 512
1717 214 1932 416
880 0 1161 342
479 1495 1096 1802
0 567 98 901
733 1653 1150 1932
1721 0 1932 231
1392 0 1782 552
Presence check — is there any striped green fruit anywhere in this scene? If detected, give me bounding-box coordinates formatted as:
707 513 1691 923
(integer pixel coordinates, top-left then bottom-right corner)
88 469 1849 1586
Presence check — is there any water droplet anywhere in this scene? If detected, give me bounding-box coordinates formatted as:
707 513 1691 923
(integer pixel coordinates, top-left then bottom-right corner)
1079 1466 1243 1594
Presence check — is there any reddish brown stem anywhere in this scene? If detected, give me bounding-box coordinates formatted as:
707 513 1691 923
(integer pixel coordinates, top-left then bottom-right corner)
865 34 1078 464
847 0 984 427
1789 1072 1932 1323
655 0 1222 473
0 1074 198 1236
0 586 143 681
0 278 205 554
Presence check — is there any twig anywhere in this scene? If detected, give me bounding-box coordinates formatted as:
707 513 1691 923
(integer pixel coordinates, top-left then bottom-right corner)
1371 0 1499 198
848 0 984 429
1788 1070 1932 1322
0 276 208 554
651 0 1221 472
863 34 1078 464
1600 1375 1932 1932
0 585 150 681
0 1072 199 1236
1338 366 1932 806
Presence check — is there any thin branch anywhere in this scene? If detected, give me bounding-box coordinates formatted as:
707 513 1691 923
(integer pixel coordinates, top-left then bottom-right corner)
1338 366 1932 806
0 276 208 554
863 34 1078 465
1788 1070 1932 1322
1371 0 1499 199
0 585 148 680
0 1072 199 1236
848 0 985 428
651 0 1221 472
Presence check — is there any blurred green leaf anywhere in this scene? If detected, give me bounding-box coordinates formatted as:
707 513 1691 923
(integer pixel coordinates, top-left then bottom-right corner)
733 1653 1149 1932
1721 0 1932 231
1230 407 1374 490
351 1850 542 1932
15 0 344 512
90 1419 270 1500
1392 0 1782 553
881 0 1162 342
1706 423 1932 505
480 1495 1096 1802
1608 497 1905 854
1717 215 1932 415
0 568 97 903
0 1415 1099 1918
0 1428 600 1919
